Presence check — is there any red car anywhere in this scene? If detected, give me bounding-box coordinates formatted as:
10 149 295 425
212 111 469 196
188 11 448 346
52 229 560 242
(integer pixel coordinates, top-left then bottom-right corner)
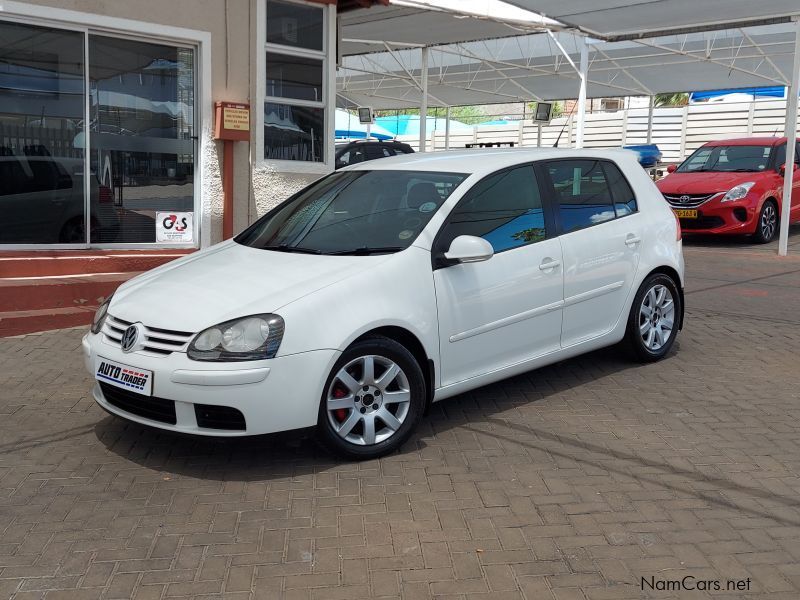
657 137 800 243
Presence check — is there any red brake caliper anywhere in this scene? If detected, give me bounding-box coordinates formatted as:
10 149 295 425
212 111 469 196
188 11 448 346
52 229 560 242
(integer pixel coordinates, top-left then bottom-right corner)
333 386 348 422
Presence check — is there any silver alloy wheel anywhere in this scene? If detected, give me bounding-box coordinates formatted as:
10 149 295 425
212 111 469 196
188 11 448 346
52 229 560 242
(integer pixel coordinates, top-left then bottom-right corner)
326 355 411 446
639 284 675 351
761 203 777 241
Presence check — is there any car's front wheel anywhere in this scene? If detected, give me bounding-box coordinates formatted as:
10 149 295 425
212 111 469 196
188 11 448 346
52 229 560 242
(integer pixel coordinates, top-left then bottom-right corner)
752 200 778 244
317 336 425 460
625 273 681 362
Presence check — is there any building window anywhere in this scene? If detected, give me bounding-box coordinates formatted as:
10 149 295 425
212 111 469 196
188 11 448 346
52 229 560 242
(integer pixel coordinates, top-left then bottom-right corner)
0 19 197 246
265 0 327 163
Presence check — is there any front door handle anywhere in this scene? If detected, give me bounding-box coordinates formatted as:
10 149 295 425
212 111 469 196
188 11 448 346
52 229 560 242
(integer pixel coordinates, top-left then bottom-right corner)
539 258 561 271
625 234 641 247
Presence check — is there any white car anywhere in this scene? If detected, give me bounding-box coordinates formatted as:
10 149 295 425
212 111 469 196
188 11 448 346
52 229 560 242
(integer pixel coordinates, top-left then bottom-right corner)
83 149 685 459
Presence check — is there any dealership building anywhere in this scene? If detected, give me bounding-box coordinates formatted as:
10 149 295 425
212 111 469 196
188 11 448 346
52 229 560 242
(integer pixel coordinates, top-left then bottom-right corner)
0 0 374 252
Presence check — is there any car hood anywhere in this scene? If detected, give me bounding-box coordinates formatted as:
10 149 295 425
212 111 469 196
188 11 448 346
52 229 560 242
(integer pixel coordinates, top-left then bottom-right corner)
110 241 388 332
656 171 766 194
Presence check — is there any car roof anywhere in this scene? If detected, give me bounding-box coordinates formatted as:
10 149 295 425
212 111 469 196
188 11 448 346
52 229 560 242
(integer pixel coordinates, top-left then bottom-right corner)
704 137 786 147
336 139 405 146
345 147 639 175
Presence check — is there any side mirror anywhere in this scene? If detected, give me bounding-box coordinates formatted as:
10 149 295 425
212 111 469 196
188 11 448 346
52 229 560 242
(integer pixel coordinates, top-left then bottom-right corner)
666 164 677 174
779 163 799 176
444 235 494 264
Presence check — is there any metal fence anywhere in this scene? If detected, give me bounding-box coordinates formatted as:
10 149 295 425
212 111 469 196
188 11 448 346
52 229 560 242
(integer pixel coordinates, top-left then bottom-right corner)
397 99 799 163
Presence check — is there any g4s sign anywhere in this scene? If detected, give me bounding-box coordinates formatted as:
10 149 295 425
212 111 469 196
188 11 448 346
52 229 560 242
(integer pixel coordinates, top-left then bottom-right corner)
156 211 193 243
162 214 189 232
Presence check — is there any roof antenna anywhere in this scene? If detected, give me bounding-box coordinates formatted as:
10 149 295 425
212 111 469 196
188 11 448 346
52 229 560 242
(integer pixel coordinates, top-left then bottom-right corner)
553 99 578 148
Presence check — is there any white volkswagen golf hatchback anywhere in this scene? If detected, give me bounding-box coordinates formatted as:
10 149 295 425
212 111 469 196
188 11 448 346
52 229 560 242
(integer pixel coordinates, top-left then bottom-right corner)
83 149 684 459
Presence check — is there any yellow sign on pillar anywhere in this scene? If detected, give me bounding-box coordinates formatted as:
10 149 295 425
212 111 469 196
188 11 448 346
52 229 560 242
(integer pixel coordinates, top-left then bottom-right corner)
223 106 249 131
214 101 250 141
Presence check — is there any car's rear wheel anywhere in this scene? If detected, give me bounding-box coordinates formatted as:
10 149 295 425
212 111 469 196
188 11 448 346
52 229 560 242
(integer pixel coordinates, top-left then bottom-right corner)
625 273 680 362
317 336 425 460
752 200 778 244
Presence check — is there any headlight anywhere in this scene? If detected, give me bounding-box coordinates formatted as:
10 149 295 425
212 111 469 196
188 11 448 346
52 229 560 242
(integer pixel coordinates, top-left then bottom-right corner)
91 295 112 334
187 314 285 361
721 182 755 202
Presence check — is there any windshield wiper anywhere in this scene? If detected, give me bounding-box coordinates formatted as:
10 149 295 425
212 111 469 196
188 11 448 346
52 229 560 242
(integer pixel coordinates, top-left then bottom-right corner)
327 246 404 255
263 244 322 254
727 168 759 172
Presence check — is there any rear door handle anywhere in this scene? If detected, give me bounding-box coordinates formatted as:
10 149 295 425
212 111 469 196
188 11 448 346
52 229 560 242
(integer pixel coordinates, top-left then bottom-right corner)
539 258 561 271
625 234 641 247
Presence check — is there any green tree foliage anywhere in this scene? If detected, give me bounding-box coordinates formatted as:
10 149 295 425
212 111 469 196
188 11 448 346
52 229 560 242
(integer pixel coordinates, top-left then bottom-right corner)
654 93 689 107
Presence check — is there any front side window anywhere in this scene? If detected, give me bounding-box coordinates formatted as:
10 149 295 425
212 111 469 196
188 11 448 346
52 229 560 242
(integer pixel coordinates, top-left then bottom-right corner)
438 165 546 253
236 170 467 254
773 143 800 169
265 0 326 162
677 145 772 173
547 160 618 233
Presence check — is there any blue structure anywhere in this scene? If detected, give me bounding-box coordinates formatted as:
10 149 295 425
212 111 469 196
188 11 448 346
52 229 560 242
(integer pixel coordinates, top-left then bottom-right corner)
690 87 786 102
374 115 471 136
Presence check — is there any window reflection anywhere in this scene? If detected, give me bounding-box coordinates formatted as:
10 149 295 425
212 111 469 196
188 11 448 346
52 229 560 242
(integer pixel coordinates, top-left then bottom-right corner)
0 21 92 243
265 102 323 162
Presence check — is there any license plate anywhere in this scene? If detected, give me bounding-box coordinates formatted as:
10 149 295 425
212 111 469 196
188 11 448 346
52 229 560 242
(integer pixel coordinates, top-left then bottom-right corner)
673 209 698 218
96 356 153 395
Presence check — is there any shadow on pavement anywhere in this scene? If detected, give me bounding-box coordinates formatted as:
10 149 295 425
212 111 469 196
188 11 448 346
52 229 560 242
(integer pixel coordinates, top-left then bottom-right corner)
91 343 650 479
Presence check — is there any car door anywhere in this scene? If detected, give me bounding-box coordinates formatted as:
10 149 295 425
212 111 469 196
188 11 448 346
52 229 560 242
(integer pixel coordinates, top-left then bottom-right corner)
543 158 643 348
432 164 564 386
774 142 800 220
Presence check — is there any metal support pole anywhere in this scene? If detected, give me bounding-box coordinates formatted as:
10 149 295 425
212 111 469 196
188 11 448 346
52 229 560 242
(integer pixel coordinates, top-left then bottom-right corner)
419 46 429 152
779 18 800 256
445 106 451 150
646 95 655 144
575 38 589 149
222 139 234 239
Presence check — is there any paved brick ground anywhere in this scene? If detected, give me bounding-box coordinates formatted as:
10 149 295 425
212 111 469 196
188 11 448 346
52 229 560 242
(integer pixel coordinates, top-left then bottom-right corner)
2 230 800 599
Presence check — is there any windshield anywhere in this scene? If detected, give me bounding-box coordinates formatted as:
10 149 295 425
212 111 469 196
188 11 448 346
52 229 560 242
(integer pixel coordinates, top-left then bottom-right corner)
676 145 772 173
235 170 468 254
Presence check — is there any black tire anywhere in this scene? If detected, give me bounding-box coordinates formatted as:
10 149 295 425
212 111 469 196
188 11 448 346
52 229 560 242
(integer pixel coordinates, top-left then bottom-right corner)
316 336 425 460
752 200 778 244
624 273 681 363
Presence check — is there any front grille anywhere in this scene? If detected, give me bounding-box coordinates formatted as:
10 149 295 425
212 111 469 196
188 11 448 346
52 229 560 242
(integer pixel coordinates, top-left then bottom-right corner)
194 404 247 431
103 314 194 356
99 382 177 425
680 215 725 230
663 193 718 208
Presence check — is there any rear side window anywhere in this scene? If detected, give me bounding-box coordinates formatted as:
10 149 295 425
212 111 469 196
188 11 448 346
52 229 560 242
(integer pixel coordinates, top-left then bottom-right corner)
546 159 635 233
365 145 385 160
603 162 637 217
438 165 546 253
336 148 365 168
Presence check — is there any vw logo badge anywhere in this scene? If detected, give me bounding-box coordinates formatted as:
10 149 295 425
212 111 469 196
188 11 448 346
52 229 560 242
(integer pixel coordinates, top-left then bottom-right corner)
679 195 691 204
121 324 139 353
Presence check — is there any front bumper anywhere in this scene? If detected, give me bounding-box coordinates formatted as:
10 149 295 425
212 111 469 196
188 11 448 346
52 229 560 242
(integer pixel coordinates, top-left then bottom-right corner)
83 332 339 436
675 201 758 235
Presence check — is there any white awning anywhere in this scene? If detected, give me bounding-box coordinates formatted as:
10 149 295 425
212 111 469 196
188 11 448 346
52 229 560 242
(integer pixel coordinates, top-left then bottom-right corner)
503 0 800 40
339 2 560 56
338 23 799 109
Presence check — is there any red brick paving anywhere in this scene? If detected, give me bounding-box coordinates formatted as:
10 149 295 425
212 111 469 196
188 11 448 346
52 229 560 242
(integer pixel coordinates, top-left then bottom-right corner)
1 235 800 599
